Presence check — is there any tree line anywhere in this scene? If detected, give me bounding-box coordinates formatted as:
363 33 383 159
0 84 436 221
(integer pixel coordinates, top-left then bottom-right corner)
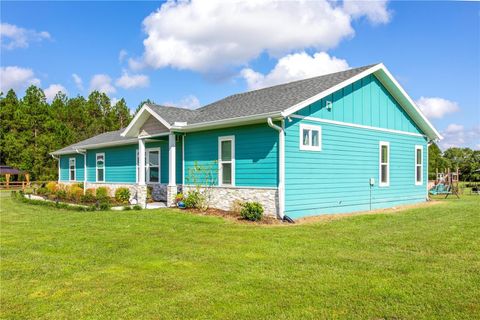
1 85 479 181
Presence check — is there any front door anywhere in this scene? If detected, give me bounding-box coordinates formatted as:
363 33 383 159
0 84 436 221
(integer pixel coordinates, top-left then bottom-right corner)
146 148 160 183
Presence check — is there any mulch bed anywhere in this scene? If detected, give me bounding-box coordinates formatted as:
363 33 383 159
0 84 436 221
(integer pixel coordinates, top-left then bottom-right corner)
184 207 284 225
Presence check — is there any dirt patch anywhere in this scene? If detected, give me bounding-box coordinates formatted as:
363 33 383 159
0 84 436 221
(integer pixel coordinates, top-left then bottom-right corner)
295 200 444 225
184 207 283 225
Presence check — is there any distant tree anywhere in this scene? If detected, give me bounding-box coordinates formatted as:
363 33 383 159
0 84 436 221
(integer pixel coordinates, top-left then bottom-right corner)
112 98 132 129
135 98 155 115
428 143 450 180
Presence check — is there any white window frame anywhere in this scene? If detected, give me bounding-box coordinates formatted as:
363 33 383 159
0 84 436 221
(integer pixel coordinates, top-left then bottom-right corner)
146 147 161 184
218 136 235 186
96 153 105 182
379 141 390 187
299 123 322 151
415 145 423 185
69 157 76 181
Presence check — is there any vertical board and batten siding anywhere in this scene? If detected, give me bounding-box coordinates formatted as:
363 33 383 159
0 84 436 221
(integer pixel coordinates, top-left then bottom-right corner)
59 154 85 182
184 123 278 187
285 75 428 218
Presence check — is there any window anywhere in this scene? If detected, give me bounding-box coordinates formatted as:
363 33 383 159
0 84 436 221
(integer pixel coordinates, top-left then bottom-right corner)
218 136 235 186
69 158 76 181
299 124 322 151
379 142 390 187
96 153 105 182
146 148 160 183
415 145 423 185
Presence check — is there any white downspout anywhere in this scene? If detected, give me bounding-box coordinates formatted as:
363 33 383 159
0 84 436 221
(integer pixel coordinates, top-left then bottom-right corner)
75 149 87 193
267 117 285 219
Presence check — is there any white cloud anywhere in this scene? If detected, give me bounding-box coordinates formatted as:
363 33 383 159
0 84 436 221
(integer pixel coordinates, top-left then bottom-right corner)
115 71 150 89
164 95 201 110
0 66 40 93
416 96 460 119
72 73 83 91
241 51 350 90
118 49 128 63
0 23 51 50
134 0 376 72
89 74 116 94
343 0 391 24
439 124 480 150
44 84 68 102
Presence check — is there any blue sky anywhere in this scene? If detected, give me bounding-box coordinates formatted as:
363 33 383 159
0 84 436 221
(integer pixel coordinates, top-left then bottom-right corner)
1 1 479 149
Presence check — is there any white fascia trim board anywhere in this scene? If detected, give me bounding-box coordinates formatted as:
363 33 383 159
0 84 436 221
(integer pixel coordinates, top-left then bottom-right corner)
282 63 442 141
52 139 139 155
291 115 425 138
121 104 172 137
281 64 383 117
171 111 282 132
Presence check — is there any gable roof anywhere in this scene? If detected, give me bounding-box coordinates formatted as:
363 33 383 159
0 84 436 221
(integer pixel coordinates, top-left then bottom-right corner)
53 63 441 154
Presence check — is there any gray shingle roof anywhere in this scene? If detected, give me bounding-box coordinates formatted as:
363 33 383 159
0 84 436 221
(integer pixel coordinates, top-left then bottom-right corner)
52 64 377 154
52 129 134 154
148 64 376 125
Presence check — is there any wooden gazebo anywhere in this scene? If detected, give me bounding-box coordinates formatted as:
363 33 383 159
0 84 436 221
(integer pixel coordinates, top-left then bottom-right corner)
0 165 30 189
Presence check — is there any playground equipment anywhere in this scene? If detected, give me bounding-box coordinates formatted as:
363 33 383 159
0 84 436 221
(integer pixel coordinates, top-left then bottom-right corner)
429 168 460 199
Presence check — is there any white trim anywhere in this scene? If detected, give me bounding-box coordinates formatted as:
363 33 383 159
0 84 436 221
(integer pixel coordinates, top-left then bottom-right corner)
299 123 322 151
282 63 441 140
138 139 146 185
69 157 76 181
415 145 423 186
182 184 277 190
168 133 176 186
218 135 235 186
95 153 105 183
290 114 425 138
182 134 185 186
146 147 161 184
121 104 172 137
267 118 285 219
52 139 138 155
379 141 390 187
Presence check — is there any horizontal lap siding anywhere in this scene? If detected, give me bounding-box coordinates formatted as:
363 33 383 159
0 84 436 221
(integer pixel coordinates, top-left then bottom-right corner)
59 154 84 182
285 118 427 218
184 123 278 187
87 144 137 183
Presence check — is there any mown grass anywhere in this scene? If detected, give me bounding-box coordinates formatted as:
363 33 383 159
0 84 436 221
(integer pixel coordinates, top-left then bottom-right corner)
1 193 479 319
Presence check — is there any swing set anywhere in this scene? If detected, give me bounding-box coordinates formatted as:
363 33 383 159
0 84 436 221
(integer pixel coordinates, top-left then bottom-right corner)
429 168 460 199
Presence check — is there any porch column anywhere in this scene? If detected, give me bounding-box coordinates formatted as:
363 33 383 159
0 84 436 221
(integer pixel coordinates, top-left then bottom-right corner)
137 138 147 208
167 133 177 206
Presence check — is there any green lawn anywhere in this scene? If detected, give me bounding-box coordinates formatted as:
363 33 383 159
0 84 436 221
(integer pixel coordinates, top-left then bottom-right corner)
1 194 479 319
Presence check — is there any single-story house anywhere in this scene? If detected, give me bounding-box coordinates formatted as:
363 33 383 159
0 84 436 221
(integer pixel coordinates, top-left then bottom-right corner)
51 63 441 219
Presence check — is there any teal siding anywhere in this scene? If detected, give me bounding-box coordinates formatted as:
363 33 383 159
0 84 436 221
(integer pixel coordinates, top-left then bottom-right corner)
87 144 137 183
59 154 84 182
184 123 278 187
284 117 428 218
296 74 422 134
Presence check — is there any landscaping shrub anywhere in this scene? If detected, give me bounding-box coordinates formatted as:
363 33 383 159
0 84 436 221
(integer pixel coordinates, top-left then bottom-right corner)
96 187 109 200
230 199 244 214
240 201 264 221
184 191 204 208
81 188 96 203
67 185 84 203
147 186 153 202
98 201 111 211
123 206 132 211
36 187 48 196
115 187 130 204
133 205 142 210
46 182 58 194
56 189 67 200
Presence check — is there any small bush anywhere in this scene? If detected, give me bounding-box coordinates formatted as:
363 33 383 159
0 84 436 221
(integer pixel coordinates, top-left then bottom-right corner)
115 187 130 204
67 185 84 203
96 187 109 200
147 186 153 202
56 189 67 200
36 187 48 196
133 205 142 210
184 191 204 209
46 182 58 194
240 201 264 221
123 206 132 211
98 201 111 211
81 188 96 203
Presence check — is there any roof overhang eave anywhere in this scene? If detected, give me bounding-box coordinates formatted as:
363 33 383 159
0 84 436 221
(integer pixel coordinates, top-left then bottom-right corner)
121 104 172 137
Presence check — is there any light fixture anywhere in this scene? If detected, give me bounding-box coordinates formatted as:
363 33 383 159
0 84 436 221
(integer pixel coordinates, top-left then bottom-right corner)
326 101 332 111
